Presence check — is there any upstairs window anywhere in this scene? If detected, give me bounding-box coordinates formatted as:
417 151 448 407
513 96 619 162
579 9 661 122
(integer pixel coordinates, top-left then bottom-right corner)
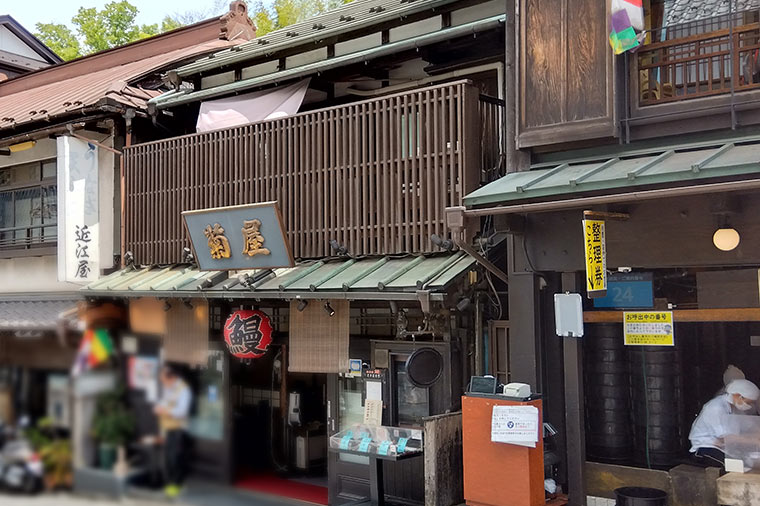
0 160 57 252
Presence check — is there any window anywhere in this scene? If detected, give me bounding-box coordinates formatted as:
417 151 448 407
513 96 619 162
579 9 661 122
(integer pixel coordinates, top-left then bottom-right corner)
0 160 57 251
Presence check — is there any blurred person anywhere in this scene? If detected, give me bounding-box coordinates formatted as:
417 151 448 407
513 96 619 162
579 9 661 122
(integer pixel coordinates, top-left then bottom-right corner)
154 365 192 498
689 378 760 467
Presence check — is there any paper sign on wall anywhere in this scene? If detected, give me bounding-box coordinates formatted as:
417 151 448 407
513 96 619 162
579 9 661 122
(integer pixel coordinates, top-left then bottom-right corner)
363 399 383 426
57 136 99 283
624 311 675 346
491 405 540 447
583 219 607 298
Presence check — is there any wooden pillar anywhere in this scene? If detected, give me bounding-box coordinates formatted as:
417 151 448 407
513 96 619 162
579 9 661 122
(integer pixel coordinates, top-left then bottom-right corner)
562 272 586 506
507 269 541 389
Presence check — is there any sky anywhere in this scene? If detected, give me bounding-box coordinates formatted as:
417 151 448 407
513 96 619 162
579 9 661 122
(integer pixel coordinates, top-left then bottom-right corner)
4 0 231 32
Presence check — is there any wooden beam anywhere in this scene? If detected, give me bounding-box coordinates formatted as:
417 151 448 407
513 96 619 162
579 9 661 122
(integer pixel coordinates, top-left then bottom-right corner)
584 308 760 323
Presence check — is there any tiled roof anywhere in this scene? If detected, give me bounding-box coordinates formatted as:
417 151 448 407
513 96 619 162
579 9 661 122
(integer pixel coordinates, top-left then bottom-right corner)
173 0 474 78
0 39 237 134
0 300 78 330
83 252 475 301
666 0 760 26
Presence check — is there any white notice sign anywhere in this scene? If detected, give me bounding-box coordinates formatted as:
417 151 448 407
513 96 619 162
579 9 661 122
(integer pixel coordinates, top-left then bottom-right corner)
57 136 99 283
491 405 540 447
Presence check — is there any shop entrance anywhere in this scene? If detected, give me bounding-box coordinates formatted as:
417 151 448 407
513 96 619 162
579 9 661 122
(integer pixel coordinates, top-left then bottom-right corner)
230 345 329 505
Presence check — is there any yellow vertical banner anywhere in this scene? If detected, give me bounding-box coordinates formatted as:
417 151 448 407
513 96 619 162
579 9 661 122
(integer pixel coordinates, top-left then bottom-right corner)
583 219 607 297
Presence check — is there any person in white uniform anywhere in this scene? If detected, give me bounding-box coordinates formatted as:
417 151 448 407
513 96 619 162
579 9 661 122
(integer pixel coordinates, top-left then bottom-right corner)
689 378 760 467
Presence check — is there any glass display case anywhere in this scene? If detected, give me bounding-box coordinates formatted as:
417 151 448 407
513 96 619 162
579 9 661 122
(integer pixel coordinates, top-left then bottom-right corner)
329 423 423 457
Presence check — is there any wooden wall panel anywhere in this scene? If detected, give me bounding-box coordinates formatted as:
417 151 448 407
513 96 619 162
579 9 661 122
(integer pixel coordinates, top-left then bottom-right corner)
523 0 564 128
124 82 495 265
567 0 609 121
519 0 616 148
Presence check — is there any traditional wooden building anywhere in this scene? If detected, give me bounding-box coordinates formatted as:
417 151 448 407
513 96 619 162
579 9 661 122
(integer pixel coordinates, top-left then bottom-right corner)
83 0 508 503
455 1 760 505
0 6 254 475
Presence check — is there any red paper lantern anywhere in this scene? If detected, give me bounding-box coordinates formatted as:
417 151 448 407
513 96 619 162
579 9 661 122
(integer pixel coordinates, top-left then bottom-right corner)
223 309 273 359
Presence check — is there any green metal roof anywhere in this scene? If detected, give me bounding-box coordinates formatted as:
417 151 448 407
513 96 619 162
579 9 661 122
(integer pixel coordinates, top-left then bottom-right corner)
152 15 505 108
173 0 477 79
83 252 475 301
464 140 760 207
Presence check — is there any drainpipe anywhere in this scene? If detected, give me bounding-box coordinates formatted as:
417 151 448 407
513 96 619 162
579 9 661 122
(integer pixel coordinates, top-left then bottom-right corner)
474 293 484 376
505 0 529 173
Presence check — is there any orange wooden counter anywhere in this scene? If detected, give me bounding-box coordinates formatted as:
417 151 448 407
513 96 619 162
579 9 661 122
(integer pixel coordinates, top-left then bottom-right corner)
462 395 544 506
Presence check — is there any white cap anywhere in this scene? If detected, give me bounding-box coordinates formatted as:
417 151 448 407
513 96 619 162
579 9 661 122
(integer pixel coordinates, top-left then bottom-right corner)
724 365 746 386
726 379 760 401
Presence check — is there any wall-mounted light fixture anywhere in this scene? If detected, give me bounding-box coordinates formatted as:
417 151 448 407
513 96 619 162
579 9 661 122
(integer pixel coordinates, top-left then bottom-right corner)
8 141 35 153
324 301 335 317
713 225 740 252
297 299 308 312
163 300 172 312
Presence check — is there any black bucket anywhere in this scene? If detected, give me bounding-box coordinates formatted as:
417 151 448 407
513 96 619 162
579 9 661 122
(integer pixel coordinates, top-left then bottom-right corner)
614 487 667 506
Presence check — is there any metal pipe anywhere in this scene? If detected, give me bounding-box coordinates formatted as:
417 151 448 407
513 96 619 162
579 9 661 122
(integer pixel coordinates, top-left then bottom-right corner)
462 177 760 217
474 293 483 376
505 0 518 172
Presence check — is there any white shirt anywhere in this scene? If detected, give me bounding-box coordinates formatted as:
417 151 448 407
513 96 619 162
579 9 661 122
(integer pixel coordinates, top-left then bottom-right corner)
158 379 192 422
689 394 734 452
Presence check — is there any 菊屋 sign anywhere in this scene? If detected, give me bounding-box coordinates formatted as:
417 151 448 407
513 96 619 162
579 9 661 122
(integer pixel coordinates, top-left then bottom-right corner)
583 219 607 297
623 311 674 346
223 309 273 359
182 202 294 271
57 136 99 283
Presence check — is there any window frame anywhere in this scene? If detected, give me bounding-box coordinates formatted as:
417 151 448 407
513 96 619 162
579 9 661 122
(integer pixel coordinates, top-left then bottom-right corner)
0 159 58 257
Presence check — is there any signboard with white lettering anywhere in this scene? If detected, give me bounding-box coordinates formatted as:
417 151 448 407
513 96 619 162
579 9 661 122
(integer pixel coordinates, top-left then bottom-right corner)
182 202 294 271
593 272 654 308
57 136 99 283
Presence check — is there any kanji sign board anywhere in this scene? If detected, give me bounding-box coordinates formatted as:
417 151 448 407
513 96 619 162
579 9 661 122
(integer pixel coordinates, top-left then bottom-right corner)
583 219 607 297
623 311 675 346
182 202 294 271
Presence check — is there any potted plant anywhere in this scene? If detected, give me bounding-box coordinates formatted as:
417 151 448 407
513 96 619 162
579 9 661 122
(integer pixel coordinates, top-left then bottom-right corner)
25 417 73 490
90 389 134 471
39 438 73 489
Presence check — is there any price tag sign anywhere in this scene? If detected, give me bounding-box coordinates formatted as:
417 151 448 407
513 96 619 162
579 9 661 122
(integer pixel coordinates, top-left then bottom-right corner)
397 437 409 453
359 437 372 453
378 440 391 456
340 436 352 450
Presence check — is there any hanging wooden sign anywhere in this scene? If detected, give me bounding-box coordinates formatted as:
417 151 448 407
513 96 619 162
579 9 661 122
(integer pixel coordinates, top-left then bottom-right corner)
223 309 273 359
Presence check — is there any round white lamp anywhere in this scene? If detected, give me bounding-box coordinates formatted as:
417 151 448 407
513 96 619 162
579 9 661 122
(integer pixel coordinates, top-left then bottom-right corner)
713 227 740 251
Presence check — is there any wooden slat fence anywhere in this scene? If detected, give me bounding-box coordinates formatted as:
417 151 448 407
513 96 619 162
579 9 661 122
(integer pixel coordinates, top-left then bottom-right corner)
125 81 494 264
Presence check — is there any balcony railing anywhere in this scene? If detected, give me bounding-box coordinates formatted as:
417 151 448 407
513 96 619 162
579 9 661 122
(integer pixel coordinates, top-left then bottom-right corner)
634 11 760 107
125 81 501 264
0 224 57 250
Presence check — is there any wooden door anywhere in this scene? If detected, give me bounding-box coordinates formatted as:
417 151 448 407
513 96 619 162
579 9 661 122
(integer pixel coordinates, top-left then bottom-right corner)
518 0 617 147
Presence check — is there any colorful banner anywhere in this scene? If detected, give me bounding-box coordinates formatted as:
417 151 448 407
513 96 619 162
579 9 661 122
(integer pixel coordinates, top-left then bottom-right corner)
583 219 607 297
624 311 675 346
57 136 99 283
609 0 643 55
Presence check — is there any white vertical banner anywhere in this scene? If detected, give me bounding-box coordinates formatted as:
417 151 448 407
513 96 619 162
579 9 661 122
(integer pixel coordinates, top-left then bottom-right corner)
57 136 99 283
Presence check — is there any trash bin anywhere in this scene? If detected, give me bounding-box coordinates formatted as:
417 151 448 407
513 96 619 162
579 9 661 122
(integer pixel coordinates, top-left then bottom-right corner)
614 487 668 506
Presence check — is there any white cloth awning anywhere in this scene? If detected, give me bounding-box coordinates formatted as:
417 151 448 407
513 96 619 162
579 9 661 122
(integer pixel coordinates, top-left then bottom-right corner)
196 78 311 132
